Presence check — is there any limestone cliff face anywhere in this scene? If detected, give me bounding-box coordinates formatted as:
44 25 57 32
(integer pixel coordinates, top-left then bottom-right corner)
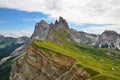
70 29 97 45
94 30 120 50
31 17 70 41
31 20 50 41
70 29 120 50
10 44 91 80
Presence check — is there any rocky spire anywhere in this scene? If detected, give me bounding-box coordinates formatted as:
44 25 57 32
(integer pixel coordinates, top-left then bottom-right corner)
53 16 69 33
59 16 64 23
30 17 71 42
31 19 50 41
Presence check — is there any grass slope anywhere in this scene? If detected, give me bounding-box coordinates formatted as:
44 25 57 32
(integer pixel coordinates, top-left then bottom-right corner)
34 40 120 80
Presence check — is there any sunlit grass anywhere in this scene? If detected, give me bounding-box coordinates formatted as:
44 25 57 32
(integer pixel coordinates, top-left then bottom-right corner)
34 40 120 80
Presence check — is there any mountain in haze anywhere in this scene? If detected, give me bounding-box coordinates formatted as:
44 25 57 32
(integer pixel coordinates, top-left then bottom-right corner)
70 29 120 50
0 36 29 80
9 17 120 80
0 36 29 59
94 30 120 50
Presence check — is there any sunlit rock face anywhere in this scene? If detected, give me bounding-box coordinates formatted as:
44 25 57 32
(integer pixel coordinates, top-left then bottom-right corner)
70 29 98 45
94 30 120 50
31 20 50 41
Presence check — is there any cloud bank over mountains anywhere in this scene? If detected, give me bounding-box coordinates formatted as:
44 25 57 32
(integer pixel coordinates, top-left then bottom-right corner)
0 30 32 38
0 0 120 35
0 0 120 24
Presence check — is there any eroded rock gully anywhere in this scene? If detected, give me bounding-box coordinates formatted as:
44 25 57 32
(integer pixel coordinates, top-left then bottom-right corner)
10 44 91 80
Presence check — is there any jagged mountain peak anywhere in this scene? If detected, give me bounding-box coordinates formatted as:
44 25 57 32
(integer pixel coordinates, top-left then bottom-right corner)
54 16 65 24
39 19 47 24
55 20 58 25
53 17 69 33
54 17 68 27
31 17 120 50
31 17 71 42
100 30 120 39
35 19 48 29
31 19 50 41
59 16 65 23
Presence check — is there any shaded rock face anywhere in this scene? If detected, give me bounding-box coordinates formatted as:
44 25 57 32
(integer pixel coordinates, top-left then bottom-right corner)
70 29 120 50
94 30 120 50
53 17 70 33
70 29 98 45
31 17 70 41
31 20 50 41
10 44 91 80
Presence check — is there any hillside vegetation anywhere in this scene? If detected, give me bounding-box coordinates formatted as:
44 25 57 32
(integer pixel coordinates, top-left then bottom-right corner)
34 40 120 80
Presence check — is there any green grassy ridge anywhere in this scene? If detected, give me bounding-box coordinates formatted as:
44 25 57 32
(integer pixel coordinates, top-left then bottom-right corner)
0 37 16 49
34 40 120 80
51 29 73 44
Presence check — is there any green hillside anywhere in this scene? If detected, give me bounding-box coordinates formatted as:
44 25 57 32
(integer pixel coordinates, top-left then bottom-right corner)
0 37 16 49
34 40 120 80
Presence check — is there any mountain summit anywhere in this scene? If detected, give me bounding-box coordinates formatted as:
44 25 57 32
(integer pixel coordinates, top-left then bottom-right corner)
54 17 69 33
94 30 120 50
31 17 71 43
31 20 50 40
70 29 120 50
10 17 92 80
9 17 120 80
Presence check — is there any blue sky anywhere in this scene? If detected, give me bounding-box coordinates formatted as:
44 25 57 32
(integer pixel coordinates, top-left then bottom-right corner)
0 8 56 37
0 0 120 37
0 8 46 31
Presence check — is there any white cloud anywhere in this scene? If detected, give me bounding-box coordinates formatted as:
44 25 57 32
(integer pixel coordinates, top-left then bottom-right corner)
0 0 120 34
0 0 120 25
0 30 33 38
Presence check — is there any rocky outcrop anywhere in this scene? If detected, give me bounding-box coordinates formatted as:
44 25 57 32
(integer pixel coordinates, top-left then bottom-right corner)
31 17 70 41
53 17 70 33
70 29 120 50
31 20 50 41
31 17 120 51
10 44 91 80
70 29 98 45
93 30 120 50
31 17 72 43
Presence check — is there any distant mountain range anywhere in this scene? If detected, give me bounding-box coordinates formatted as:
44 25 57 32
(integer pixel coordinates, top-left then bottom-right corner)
70 29 120 50
9 17 120 80
0 35 29 59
